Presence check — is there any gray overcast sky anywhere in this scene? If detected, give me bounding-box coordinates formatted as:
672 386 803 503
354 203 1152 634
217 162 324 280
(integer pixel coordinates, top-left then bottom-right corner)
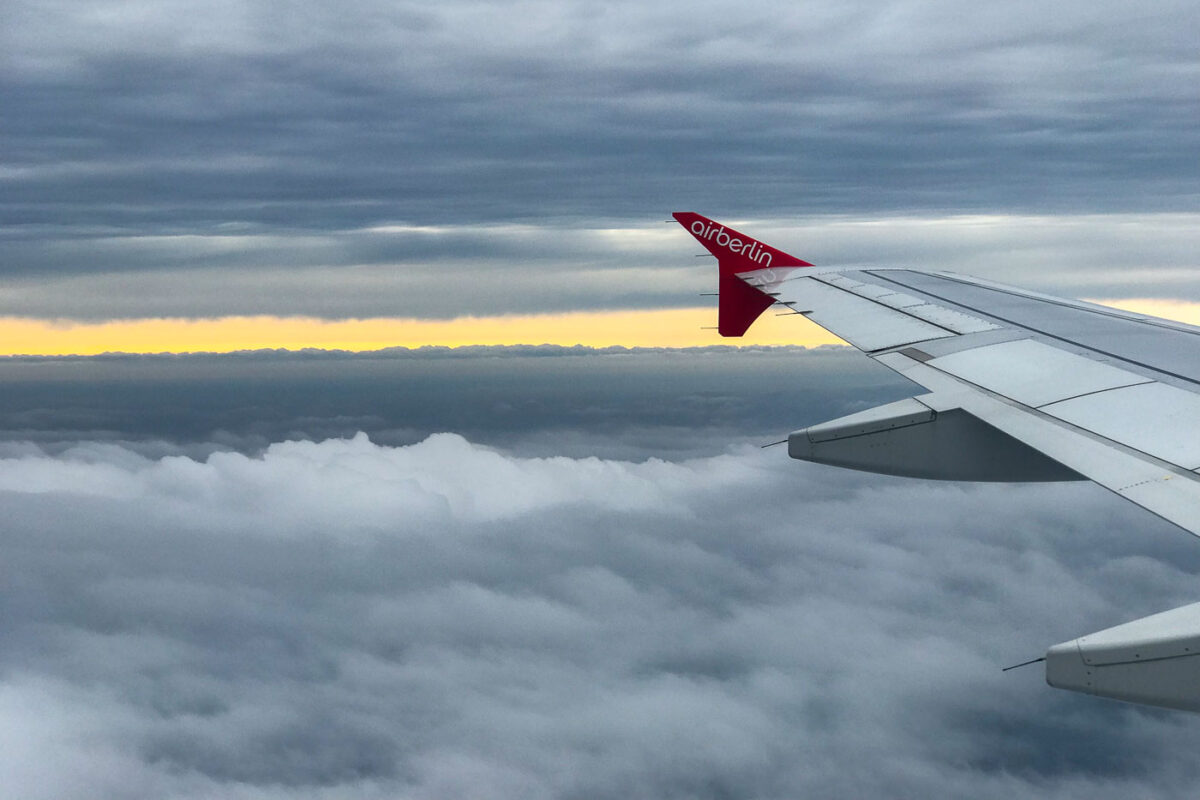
2 0 1199 320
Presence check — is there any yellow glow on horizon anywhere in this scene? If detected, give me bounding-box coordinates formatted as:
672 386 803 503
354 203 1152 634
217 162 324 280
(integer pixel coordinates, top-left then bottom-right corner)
1090 298 1200 326
0 308 843 356
9 296 1196 357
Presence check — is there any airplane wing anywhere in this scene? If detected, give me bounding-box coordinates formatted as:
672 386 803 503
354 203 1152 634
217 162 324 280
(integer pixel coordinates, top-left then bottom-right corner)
675 211 1200 712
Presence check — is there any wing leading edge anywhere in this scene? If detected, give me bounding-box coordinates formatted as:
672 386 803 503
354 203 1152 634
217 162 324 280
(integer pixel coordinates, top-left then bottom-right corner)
675 212 1200 712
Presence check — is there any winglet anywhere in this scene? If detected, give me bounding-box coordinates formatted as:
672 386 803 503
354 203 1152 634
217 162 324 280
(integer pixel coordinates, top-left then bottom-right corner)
672 212 813 336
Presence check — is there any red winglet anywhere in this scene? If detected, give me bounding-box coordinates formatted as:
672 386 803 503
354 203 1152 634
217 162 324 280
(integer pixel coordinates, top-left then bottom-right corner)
672 212 813 337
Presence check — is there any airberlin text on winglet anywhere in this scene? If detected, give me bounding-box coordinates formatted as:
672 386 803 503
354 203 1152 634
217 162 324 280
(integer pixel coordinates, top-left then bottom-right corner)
689 219 774 267
674 212 813 337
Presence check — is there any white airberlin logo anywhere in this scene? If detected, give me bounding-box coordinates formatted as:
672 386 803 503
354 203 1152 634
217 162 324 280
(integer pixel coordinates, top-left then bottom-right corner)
690 220 773 266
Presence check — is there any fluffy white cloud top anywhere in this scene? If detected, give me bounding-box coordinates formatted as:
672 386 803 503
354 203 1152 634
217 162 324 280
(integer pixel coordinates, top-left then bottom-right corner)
2 433 1200 798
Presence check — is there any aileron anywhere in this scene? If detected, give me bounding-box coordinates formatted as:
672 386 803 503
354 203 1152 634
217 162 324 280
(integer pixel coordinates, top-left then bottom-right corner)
768 276 956 351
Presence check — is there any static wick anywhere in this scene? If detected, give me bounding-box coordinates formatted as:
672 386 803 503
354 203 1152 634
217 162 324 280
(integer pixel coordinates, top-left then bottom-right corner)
761 439 788 449
1001 656 1046 672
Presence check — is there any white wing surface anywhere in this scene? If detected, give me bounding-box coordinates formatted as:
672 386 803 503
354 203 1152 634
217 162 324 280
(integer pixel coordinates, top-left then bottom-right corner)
758 267 1200 536
674 211 1200 712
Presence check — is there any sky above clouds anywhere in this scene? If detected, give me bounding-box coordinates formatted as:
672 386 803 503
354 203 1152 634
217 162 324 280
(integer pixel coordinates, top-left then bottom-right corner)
2 0 1199 337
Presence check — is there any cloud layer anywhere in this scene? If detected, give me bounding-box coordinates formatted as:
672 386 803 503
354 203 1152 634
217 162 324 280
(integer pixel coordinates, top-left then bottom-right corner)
5 0 1198 226
0 346 916 459
3 1 1198 320
4 214 1200 322
4 430 1200 798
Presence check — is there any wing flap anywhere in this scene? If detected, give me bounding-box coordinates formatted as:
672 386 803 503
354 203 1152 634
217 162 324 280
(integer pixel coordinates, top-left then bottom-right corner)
875 351 1200 536
1041 382 1200 471
928 339 1152 407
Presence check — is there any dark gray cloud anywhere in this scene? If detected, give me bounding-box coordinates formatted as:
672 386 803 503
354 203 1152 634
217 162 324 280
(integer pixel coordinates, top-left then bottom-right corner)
2 1 1199 319
4 0 1197 227
0 346 915 457
3 214 1200 320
